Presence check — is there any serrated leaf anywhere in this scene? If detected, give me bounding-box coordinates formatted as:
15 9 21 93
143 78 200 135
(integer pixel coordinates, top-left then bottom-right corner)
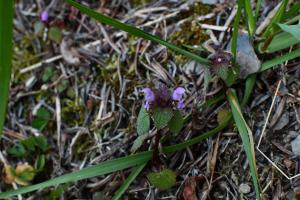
48 27 62 43
278 23 300 41
137 106 150 135
147 169 176 190
130 134 148 153
216 65 228 80
168 110 183 134
152 108 173 130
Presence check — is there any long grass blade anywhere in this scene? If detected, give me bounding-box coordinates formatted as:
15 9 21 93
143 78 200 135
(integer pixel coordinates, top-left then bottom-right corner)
260 48 300 72
283 1 300 21
231 0 243 61
0 152 152 198
0 0 13 136
262 0 288 38
112 163 147 200
227 89 261 200
0 115 231 198
244 0 255 36
65 0 209 65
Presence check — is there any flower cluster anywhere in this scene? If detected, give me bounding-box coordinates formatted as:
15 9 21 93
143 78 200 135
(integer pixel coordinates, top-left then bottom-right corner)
142 85 185 111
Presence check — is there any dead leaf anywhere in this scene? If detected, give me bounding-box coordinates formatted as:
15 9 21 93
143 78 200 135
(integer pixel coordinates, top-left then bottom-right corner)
183 177 198 200
60 38 81 65
3 165 15 184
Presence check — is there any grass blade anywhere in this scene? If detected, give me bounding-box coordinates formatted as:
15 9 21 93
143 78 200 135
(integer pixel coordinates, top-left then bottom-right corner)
283 1 300 21
241 74 257 107
231 0 243 61
0 152 152 198
244 0 255 36
227 89 261 200
260 48 300 72
0 0 13 136
0 115 231 198
65 0 208 65
112 163 147 200
262 0 288 38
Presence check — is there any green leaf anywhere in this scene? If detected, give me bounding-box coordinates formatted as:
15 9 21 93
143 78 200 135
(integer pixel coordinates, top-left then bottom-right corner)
7 144 26 157
244 0 255 36
168 110 183 134
260 48 300 72
278 23 300 41
262 0 289 38
48 27 62 43
147 169 176 190
42 66 54 82
112 163 147 200
65 0 209 65
22 136 38 151
131 134 148 153
260 31 299 53
231 0 243 60
34 136 49 152
137 106 150 135
227 89 261 200
32 107 51 131
152 108 173 129
35 154 46 172
0 0 13 136
57 79 69 93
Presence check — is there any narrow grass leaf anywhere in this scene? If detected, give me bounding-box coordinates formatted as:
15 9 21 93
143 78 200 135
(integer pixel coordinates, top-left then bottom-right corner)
65 0 209 65
0 152 152 198
283 1 300 20
260 48 300 72
231 0 243 60
0 114 232 198
227 89 261 200
112 163 147 200
262 0 288 38
241 74 257 107
244 0 255 36
0 0 13 136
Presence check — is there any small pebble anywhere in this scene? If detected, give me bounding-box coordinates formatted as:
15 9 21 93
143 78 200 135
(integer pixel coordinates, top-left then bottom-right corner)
239 183 251 194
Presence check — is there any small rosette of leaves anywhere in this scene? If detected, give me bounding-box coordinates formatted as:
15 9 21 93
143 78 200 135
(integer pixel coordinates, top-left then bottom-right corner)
208 50 232 81
137 84 185 132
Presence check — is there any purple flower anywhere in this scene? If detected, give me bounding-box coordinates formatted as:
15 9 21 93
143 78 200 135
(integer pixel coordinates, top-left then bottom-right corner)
142 88 155 110
40 11 49 22
172 87 185 109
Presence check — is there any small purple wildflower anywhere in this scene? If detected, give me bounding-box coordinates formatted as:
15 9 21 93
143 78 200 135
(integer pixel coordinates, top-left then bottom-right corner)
142 88 155 110
172 87 185 109
40 11 49 22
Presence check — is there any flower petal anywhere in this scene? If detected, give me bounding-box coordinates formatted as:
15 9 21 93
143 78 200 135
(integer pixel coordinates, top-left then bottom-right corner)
142 88 155 102
172 87 185 101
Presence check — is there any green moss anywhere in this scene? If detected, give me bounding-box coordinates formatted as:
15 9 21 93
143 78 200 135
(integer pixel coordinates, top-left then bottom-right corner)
130 0 152 7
